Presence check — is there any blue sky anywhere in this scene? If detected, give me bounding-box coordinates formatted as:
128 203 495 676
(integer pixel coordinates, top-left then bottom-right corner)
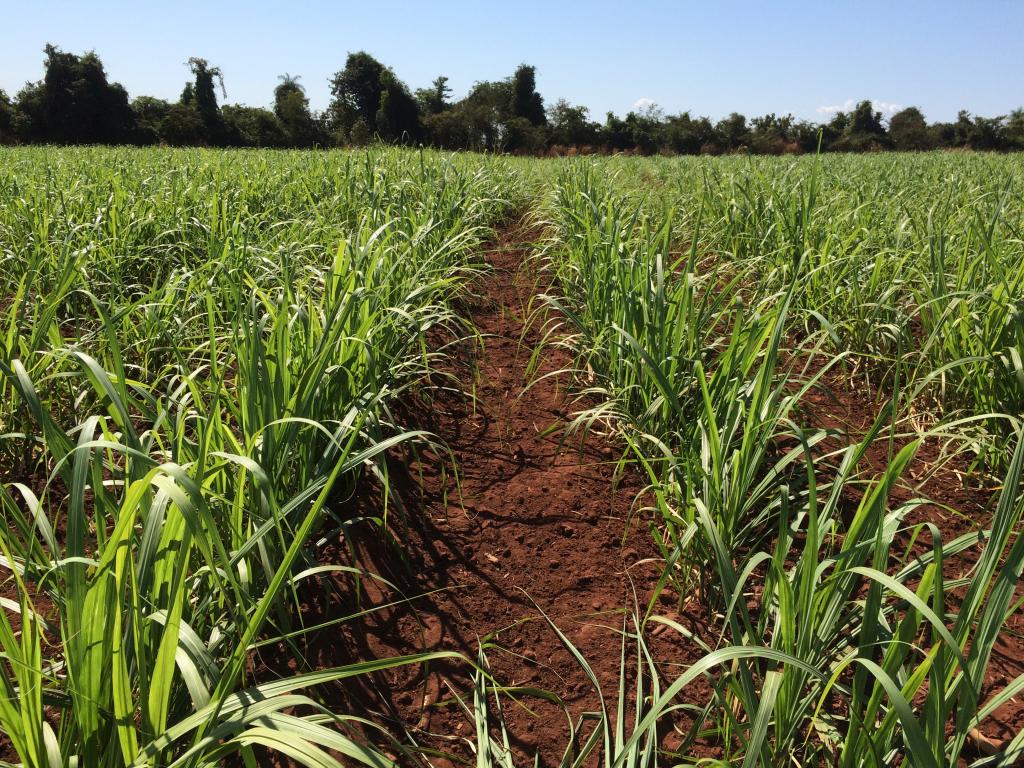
1 1 1021 123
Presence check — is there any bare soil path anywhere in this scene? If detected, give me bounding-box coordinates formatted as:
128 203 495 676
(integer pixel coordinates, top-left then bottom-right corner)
269 216 1022 764
263 217 692 764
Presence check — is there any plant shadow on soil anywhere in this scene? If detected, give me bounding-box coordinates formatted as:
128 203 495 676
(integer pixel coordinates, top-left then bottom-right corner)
248 217 716 766
246 217 1024 767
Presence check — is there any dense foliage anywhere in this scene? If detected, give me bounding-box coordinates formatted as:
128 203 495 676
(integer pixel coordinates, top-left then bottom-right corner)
3 45 1024 154
0 146 1022 767
536 152 1024 766
0 146 524 766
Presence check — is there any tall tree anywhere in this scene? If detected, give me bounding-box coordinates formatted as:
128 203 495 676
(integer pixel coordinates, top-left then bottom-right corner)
160 103 205 146
14 45 137 144
888 107 931 150
415 76 452 116
222 104 287 147
953 110 975 146
955 111 1007 150
547 99 599 147
185 58 226 145
460 79 513 151
625 103 666 154
847 100 887 142
130 96 171 144
327 52 388 141
600 112 632 152
1007 109 1024 150
663 111 715 155
375 71 421 142
715 112 750 151
510 64 545 126
749 113 795 154
274 74 318 147
0 90 15 144
928 120 957 149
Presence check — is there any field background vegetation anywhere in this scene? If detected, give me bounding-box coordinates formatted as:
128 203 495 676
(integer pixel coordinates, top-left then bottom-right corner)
0 146 1022 767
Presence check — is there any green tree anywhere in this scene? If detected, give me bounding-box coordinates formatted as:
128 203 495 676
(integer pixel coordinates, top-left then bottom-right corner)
185 57 226 145
602 112 633 152
815 111 849 150
327 51 387 140
426 64 547 151
349 116 372 146
459 80 513 151
828 111 850 133
130 96 171 144
947 109 1009 149
793 120 824 152
1007 108 1024 150
963 113 1007 150
834 99 890 150
502 116 545 153
510 64 545 125
849 100 885 136
663 112 716 155
888 106 931 150
327 52 420 144
547 99 599 147
0 90 16 144
422 108 470 149
374 71 422 143
415 76 452 116
274 74 319 147
160 103 205 145
953 110 975 146
929 120 957 149
715 112 750 151
626 103 666 154
14 45 137 144
749 113 795 154
222 104 288 147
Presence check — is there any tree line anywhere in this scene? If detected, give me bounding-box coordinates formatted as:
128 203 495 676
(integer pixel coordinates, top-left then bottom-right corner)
2 45 1023 154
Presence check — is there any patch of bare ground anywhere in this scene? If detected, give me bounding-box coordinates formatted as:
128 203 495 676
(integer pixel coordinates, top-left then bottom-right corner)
249 216 716 766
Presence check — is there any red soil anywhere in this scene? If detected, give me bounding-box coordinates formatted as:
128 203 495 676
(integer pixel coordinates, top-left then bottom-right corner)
5 219 1020 765
253 221 1024 764
253 218 689 765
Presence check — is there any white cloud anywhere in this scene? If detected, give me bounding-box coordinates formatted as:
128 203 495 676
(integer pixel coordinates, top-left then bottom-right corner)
633 97 656 110
875 101 904 115
816 98 903 116
816 98 855 115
